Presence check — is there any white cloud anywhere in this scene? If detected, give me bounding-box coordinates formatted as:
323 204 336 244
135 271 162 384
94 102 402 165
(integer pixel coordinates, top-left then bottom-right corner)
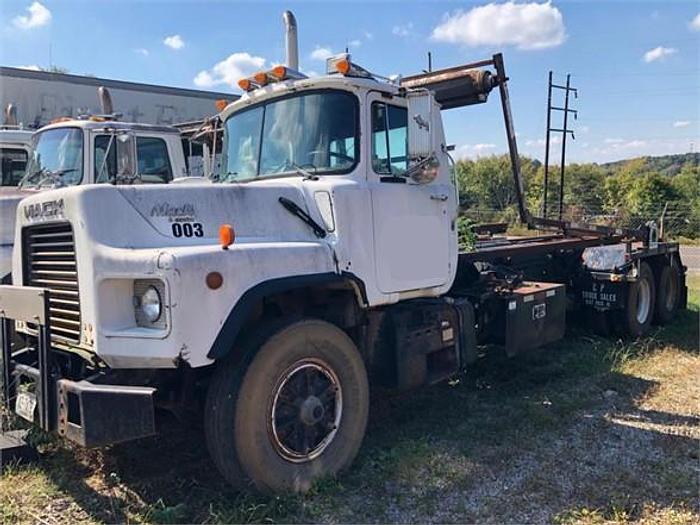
643 46 676 63
164 35 185 50
673 120 691 128
364 31 374 41
690 13 700 31
310 46 334 61
392 22 414 37
525 135 561 147
431 2 566 50
603 138 647 149
18 64 41 71
348 39 362 48
13 1 51 29
454 143 496 159
133 48 149 57
194 52 266 89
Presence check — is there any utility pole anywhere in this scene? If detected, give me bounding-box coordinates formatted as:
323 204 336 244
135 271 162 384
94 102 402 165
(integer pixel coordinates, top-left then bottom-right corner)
543 71 553 218
542 72 577 220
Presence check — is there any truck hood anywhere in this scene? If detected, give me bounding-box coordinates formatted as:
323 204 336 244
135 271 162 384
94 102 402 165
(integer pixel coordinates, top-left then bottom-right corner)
16 181 325 248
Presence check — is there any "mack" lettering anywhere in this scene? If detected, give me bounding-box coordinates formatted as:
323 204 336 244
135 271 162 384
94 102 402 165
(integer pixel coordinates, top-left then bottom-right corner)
23 199 65 221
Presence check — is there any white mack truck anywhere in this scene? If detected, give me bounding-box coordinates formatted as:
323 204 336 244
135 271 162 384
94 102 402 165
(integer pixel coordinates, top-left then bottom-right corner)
0 89 194 283
0 12 687 493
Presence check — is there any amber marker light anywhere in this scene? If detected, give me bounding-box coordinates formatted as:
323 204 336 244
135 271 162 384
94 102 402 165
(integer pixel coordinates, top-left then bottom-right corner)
206 272 224 290
270 65 287 80
254 71 269 86
336 58 351 75
237 78 252 91
219 224 235 250
215 99 229 112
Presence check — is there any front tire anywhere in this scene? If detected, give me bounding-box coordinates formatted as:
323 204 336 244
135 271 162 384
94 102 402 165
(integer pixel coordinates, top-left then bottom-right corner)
205 319 369 493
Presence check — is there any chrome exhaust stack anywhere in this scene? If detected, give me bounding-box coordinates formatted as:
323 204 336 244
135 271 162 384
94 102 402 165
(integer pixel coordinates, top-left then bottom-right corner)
97 86 114 115
3 104 18 127
282 11 299 71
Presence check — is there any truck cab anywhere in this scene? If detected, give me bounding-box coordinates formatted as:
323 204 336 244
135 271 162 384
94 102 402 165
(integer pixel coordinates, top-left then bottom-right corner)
0 118 189 281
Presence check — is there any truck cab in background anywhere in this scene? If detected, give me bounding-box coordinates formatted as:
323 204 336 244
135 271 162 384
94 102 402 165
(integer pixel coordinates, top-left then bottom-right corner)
0 117 190 282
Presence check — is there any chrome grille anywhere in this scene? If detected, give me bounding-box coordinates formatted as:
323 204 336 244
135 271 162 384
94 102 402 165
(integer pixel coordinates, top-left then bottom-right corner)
23 223 81 343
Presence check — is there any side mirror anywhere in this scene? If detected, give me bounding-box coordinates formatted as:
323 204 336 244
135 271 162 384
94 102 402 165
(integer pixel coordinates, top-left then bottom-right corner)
407 90 434 160
115 132 136 177
406 90 439 184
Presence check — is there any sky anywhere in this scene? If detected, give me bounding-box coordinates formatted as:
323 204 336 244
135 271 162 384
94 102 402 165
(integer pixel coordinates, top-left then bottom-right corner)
1 0 699 164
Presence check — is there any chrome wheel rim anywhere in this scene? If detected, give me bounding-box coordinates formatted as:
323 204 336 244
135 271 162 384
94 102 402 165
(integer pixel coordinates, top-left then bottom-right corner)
269 358 342 463
636 278 651 324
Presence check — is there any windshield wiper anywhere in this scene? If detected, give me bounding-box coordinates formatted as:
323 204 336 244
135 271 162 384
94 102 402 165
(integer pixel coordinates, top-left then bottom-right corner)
20 168 77 189
278 196 327 238
217 172 239 183
289 162 319 181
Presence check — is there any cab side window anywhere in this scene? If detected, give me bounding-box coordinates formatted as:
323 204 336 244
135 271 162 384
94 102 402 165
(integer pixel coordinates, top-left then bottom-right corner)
94 135 117 183
137 137 173 183
0 148 29 186
371 102 408 175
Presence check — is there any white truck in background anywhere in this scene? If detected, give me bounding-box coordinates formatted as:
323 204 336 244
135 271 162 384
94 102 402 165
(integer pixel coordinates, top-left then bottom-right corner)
0 89 195 282
0 11 686 494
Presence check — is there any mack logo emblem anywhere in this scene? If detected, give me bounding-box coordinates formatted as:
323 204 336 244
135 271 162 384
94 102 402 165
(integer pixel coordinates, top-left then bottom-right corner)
24 199 65 220
150 202 196 220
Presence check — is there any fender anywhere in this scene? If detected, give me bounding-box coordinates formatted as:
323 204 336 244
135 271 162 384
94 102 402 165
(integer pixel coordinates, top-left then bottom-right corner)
207 272 367 359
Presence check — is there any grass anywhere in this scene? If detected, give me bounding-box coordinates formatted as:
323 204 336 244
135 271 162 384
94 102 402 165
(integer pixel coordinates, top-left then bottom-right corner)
1 279 698 524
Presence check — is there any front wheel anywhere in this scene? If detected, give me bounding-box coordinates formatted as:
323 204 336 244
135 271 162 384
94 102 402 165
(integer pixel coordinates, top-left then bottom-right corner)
205 319 369 493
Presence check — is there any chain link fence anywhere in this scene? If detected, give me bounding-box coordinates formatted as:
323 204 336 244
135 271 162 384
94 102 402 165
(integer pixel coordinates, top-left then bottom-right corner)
460 202 698 239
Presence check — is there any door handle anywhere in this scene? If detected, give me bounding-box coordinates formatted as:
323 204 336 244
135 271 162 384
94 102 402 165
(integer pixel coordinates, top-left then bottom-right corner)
430 193 449 202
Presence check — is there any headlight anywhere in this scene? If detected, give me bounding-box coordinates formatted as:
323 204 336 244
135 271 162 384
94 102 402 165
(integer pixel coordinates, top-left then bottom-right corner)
134 280 166 328
140 286 162 322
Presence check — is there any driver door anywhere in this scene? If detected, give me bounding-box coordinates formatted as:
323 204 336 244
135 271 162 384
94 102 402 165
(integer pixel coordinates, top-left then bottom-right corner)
366 93 451 294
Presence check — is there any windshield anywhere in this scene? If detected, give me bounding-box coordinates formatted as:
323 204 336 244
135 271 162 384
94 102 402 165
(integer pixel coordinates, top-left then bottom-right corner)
219 90 358 182
22 128 83 187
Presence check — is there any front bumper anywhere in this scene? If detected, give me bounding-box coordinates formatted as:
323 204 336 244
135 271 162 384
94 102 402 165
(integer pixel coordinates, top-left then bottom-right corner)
0 285 156 447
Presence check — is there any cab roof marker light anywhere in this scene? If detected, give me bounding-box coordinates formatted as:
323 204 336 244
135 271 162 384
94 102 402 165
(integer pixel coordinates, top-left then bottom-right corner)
254 71 270 86
268 65 307 81
325 53 374 80
237 78 255 92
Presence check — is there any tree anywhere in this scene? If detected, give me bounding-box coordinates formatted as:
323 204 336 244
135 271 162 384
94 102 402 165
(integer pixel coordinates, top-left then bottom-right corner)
625 172 679 219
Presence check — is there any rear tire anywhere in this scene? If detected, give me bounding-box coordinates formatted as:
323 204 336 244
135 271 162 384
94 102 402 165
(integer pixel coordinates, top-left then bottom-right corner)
618 261 655 337
205 319 369 493
654 259 681 325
